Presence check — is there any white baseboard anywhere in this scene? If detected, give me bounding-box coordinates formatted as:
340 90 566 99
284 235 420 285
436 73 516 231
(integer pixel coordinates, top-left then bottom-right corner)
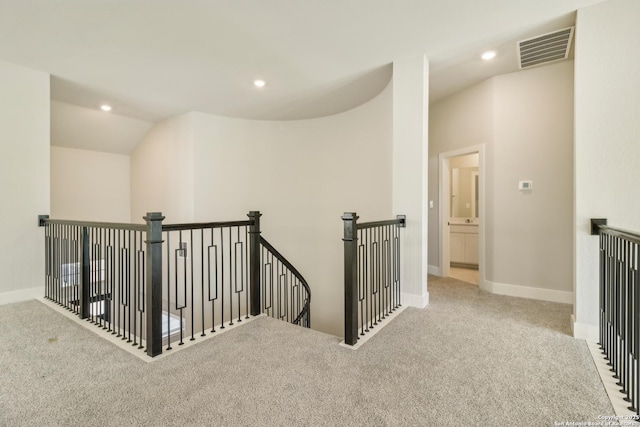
339 306 408 350
572 315 599 342
39 298 267 362
427 265 441 276
0 287 42 305
401 291 429 308
480 279 573 305
586 341 639 421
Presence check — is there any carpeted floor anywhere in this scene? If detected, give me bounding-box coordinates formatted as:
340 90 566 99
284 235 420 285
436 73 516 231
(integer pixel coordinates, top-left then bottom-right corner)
0 276 612 426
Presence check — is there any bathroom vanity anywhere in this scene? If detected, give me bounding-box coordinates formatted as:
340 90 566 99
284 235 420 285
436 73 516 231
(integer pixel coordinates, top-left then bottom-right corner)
450 219 479 267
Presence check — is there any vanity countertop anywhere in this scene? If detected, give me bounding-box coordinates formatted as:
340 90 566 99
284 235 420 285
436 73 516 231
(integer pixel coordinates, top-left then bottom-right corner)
450 220 479 234
449 218 479 225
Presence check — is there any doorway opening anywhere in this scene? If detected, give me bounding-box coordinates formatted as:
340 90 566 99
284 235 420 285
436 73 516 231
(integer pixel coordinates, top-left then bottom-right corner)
439 145 485 287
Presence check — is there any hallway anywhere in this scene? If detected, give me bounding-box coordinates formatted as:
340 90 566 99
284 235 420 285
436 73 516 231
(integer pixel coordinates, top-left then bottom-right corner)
0 277 611 426
449 266 479 285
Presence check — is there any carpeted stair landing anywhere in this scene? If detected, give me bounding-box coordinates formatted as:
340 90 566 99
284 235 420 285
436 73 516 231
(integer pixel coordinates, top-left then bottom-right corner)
0 276 613 426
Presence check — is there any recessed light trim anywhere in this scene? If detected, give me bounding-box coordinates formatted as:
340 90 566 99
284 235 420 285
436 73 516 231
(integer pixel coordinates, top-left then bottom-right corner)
253 79 266 88
481 51 496 61
100 104 112 112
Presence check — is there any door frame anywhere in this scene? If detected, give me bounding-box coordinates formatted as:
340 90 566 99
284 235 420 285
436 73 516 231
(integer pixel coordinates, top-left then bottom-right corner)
438 144 485 285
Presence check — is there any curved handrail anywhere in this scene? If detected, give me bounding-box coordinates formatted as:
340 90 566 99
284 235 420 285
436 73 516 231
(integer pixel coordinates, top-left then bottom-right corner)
259 236 311 327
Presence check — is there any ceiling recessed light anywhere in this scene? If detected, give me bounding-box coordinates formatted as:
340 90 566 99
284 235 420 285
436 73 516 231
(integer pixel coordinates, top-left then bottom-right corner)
253 80 266 88
100 104 112 112
481 51 496 61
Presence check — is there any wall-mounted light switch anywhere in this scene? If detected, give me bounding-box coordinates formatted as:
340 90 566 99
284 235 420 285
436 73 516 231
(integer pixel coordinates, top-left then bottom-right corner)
518 180 533 191
178 242 188 258
429 200 434 208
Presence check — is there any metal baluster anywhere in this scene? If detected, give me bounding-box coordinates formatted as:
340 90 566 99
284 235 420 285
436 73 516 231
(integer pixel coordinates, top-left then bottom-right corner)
107 229 113 332
630 250 637 410
89 227 93 321
398 222 402 307
60 225 64 308
177 230 185 345
62 224 67 309
64 224 69 309
284 264 288 321
392 224 396 310
608 234 613 363
127 230 133 343
368 228 374 330
382 225 388 319
44 222 49 299
99 228 105 328
209 228 218 333
166 232 172 351
220 227 226 329
261 245 265 316
624 239 632 402
607 234 614 364
614 237 621 379
378 226 383 323
276 259 281 320
373 227 378 325
627 242 635 411
132 230 138 345
265 248 273 318
599 232 605 352
245 226 250 320
57 224 61 307
99 227 104 324
235 226 242 323
229 227 234 326
190 229 195 341
118 229 123 337
633 247 640 413
604 233 610 360
358 230 365 336
137 232 143 349
364 228 369 333
201 228 206 337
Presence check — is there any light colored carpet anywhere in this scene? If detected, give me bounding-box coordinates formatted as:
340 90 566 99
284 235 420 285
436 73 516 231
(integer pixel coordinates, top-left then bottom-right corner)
0 276 612 426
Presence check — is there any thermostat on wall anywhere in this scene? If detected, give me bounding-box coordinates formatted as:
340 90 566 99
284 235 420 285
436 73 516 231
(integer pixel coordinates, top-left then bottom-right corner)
518 180 533 191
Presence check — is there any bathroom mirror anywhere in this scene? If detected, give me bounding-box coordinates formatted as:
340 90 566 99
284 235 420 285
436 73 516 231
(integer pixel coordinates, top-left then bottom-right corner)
450 153 479 218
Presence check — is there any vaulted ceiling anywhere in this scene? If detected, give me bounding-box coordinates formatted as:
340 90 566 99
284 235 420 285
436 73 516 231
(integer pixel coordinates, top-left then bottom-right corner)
0 1 604 127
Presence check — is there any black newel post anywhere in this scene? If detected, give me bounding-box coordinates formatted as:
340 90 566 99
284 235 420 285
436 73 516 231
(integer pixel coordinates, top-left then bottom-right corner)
342 212 359 346
248 211 262 316
144 212 165 357
80 226 90 319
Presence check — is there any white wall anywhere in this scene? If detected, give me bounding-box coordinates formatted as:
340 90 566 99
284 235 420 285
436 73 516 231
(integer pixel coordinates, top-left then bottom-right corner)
0 60 49 302
491 61 574 294
51 101 153 155
429 79 494 269
191 83 393 336
392 55 430 307
51 146 131 222
130 113 195 223
429 61 574 301
574 0 640 340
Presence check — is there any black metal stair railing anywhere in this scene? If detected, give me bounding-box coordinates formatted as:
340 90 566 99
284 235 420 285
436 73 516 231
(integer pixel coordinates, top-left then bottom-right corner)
259 236 311 328
160 216 254 351
41 210 311 358
43 218 149 347
342 212 406 346
591 218 640 415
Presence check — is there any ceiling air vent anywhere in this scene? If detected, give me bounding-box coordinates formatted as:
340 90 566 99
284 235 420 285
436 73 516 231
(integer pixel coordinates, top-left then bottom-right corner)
518 26 575 69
